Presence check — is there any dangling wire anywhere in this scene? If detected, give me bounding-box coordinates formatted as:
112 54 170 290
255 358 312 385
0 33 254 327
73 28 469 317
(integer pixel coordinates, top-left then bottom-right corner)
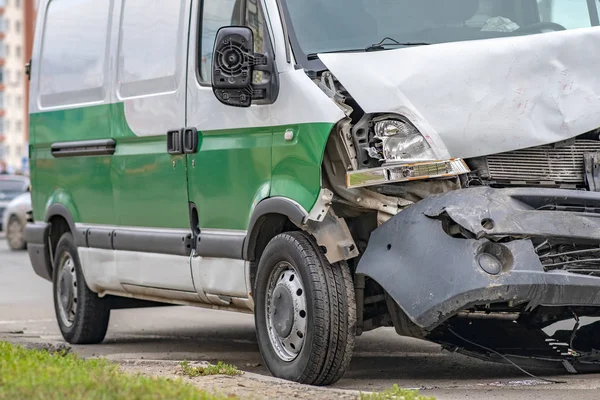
448 328 566 384
569 311 581 354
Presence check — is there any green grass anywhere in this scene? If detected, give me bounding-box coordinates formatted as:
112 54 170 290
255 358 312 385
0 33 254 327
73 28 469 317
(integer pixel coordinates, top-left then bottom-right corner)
181 361 241 377
360 384 435 400
0 341 232 400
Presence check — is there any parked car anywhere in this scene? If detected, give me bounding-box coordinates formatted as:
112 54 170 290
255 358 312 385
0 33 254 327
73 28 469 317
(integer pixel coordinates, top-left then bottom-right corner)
3 192 32 251
0 176 30 233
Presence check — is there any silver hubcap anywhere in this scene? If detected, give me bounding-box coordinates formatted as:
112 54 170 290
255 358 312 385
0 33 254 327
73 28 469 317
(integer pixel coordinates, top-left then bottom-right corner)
57 254 78 328
265 262 307 362
7 218 24 249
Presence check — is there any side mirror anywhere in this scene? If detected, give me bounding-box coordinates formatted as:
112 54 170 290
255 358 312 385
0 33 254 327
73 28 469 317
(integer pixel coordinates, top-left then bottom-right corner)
211 26 278 108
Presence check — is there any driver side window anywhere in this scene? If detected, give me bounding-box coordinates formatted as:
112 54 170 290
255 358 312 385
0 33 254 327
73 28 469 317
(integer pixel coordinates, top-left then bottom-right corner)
199 0 267 84
537 0 600 29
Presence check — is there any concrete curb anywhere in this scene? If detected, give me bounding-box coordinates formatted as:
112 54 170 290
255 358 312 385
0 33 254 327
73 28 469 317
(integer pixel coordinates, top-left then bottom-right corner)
118 358 365 396
0 334 72 353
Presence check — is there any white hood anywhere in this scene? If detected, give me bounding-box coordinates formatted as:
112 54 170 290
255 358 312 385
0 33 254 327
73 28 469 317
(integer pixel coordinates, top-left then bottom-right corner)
318 28 600 159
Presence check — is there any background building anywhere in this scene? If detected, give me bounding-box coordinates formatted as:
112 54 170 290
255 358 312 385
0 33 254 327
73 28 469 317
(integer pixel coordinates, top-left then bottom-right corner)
0 0 35 175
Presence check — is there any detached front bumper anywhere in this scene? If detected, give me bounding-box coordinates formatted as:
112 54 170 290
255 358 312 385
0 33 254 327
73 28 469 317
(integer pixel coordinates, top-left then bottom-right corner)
357 187 600 331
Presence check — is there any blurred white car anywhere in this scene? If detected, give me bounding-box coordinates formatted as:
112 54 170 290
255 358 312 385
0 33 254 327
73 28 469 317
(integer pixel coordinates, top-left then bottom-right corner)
1 179 31 250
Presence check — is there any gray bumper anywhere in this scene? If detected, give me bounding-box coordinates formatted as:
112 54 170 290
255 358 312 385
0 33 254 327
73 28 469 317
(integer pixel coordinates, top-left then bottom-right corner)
357 187 600 331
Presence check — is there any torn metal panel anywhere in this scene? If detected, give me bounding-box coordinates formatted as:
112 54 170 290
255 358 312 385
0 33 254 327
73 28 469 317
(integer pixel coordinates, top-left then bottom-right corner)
357 187 600 331
422 186 600 241
318 28 600 159
305 188 334 223
305 210 359 264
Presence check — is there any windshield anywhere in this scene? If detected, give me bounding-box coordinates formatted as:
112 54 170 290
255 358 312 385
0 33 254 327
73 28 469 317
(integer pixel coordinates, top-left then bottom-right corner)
0 180 28 194
283 0 600 56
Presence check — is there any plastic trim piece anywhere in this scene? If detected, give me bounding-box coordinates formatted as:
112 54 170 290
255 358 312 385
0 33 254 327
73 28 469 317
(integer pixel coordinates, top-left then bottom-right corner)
51 139 116 158
86 227 114 250
45 203 76 232
45 203 86 247
243 197 308 260
24 222 47 245
112 229 193 257
24 223 52 281
196 230 246 259
79 227 193 257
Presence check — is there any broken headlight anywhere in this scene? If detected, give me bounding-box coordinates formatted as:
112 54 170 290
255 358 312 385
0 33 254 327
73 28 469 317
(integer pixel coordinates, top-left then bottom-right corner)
374 119 437 163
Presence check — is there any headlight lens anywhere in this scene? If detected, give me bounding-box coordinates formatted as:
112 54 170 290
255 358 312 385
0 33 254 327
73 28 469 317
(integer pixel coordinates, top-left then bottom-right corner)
374 120 437 163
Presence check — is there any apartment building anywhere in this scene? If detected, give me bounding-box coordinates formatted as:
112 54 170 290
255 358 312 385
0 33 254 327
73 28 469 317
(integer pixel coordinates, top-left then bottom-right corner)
0 0 35 174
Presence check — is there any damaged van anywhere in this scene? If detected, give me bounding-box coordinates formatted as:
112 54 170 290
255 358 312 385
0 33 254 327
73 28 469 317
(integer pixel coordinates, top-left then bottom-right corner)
26 0 600 385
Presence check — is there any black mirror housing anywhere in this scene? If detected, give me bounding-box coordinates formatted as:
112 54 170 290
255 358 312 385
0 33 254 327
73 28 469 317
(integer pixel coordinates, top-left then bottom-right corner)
211 26 279 108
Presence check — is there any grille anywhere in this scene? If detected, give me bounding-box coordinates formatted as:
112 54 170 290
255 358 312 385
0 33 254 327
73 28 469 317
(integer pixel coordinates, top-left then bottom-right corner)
486 140 600 185
538 244 600 277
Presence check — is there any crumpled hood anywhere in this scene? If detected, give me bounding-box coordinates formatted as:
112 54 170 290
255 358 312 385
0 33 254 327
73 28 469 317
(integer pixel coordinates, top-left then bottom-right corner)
318 28 600 159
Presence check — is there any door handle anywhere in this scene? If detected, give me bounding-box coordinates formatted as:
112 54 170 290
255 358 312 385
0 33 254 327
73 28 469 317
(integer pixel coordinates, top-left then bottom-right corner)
183 128 198 154
167 128 198 155
167 129 184 155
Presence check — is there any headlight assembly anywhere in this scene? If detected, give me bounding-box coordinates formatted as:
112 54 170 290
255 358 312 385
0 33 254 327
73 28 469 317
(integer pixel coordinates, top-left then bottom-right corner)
373 119 437 163
344 116 470 189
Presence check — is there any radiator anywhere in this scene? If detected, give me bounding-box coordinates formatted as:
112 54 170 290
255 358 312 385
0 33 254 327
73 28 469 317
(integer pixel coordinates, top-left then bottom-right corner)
486 140 600 185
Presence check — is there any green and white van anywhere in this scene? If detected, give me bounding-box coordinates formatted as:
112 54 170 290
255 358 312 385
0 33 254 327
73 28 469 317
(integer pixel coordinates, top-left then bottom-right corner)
26 0 600 384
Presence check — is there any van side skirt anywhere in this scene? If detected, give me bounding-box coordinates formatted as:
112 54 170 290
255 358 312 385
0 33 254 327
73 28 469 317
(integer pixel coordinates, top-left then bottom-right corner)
36 195 312 265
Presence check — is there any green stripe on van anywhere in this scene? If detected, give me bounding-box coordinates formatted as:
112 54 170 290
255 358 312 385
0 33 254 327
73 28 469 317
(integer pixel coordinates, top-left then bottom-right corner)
30 103 334 230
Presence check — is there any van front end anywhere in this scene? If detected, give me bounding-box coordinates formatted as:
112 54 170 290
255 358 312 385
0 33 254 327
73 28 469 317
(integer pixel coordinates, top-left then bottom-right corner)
277 0 600 372
358 186 600 371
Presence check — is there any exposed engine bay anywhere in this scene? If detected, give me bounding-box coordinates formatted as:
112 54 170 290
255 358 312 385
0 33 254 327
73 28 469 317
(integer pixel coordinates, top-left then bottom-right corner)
313 69 600 375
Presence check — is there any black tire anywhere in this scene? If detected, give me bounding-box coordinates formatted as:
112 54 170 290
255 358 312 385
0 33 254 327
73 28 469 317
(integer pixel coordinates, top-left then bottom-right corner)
6 215 26 251
254 232 356 386
52 232 110 344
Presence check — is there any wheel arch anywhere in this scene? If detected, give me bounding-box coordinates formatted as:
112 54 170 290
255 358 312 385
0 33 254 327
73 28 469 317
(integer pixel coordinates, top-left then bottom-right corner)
45 203 76 232
45 202 88 251
243 194 360 289
244 197 307 261
27 203 82 281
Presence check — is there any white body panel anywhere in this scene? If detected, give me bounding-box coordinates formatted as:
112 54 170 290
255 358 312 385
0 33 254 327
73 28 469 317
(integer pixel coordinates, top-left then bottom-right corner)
185 0 344 133
31 0 115 112
79 247 253 310
78 248 120 293
117 0 189 137
115 251 195 293
193 258 249 299
319 27 600 159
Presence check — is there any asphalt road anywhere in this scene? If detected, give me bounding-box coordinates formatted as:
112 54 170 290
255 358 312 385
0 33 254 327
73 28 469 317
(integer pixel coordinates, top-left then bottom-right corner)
2 237 600 399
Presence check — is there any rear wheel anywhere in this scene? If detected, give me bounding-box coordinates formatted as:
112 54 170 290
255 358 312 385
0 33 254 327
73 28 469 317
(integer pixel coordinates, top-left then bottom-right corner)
6 215 26 251
53 232 110 344
254 232 356 386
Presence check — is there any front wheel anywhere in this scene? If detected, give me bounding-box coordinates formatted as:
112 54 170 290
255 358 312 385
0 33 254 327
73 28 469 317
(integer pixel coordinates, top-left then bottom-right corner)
53 232 111 344
254 232 356 386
